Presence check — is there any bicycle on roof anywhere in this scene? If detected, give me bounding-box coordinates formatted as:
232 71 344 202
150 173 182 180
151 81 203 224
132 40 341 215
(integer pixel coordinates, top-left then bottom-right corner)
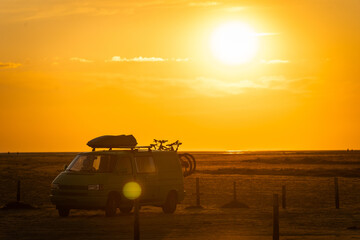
152 139 182 152
167 140 182 152
152 139 169 151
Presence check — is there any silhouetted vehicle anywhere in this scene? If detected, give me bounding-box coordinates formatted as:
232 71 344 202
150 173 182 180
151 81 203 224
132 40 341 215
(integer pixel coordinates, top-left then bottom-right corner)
50 135 185 217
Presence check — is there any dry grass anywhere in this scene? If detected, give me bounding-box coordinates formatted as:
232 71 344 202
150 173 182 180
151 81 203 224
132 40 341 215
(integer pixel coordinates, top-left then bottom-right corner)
1 151 360 239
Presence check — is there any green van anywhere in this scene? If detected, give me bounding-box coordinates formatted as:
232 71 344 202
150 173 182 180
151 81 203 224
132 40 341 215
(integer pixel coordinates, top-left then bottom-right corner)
50 148 185 217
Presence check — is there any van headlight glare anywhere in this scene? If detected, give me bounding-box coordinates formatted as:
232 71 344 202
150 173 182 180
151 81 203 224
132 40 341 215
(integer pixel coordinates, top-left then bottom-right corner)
51 183 59 189
88 184 103 191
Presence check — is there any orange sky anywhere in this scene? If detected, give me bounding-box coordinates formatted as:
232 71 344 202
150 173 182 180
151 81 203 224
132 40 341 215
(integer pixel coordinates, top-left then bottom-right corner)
1 0 360 152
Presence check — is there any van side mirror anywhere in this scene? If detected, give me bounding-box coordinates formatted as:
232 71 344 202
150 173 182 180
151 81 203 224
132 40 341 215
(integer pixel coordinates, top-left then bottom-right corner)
64 164 68 171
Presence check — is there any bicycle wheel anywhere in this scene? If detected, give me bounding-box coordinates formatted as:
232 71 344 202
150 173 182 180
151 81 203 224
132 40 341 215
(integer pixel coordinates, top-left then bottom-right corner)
183 153 196 173
179 154 192 177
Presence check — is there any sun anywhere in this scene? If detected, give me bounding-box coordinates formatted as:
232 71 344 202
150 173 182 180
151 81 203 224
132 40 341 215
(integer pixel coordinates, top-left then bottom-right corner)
211 22 258 65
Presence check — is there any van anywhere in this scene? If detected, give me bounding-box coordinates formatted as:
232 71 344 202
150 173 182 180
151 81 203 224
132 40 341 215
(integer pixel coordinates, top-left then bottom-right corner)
50 136 185 217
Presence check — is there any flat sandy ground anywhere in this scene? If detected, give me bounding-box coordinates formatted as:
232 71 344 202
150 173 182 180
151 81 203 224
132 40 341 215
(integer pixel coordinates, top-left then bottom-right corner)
1 151 360 239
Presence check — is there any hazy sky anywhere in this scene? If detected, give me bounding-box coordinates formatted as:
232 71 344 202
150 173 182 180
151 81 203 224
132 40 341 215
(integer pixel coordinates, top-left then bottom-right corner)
1 0 360 151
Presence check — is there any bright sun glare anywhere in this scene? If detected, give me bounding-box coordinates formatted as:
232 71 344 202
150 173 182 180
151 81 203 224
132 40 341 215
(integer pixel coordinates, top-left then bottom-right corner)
211 22 258 65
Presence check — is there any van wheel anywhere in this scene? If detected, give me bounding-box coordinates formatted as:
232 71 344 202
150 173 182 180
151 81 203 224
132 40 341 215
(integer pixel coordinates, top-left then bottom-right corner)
58 207 70 217
162 192 177 214
120 205 133 214
105 195 118 217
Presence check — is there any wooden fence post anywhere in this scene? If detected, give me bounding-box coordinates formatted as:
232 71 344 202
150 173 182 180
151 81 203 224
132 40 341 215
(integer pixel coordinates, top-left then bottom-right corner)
17 180 21 202
282 185 286 209
273 194 279 240
134 199 140 240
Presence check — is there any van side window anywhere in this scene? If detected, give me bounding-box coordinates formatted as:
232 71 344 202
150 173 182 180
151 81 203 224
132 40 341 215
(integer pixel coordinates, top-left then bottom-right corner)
135 156 156 173
67 154 116 173
115 157 132 174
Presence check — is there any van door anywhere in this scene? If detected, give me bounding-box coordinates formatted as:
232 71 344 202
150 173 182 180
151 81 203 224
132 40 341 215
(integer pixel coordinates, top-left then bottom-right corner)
133 153 159 203
109 155 134 192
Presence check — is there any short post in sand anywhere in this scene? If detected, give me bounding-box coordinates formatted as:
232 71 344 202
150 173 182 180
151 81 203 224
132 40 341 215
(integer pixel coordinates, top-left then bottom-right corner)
334 177 339 209
233 181 237 201
123 182 142 240
196 177 201 207
17 180 21 202
186 177 203 209
273 194 279 240
220 181 249 208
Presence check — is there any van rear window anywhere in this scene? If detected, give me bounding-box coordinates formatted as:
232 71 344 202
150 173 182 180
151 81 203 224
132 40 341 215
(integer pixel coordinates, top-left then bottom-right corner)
67 154 117 173
135 156 156 173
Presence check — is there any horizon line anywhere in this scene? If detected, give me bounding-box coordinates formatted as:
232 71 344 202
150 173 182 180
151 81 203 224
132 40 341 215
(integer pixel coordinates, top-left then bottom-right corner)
1 149 359 154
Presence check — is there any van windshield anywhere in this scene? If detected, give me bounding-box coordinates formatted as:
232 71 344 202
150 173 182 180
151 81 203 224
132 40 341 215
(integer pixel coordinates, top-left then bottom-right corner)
67 154 117 173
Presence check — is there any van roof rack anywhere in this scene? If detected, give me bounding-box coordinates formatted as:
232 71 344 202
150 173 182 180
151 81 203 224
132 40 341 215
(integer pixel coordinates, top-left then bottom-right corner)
91 145 153 152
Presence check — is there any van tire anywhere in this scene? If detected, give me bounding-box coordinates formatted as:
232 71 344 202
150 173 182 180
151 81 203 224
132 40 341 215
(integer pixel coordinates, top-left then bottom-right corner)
105 195 118 217
162 191 177 214
58 207 70 217
120 205 133 214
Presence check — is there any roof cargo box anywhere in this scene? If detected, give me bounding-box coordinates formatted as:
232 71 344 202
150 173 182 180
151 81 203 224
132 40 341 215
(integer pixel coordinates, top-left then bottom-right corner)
87 135 137 148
